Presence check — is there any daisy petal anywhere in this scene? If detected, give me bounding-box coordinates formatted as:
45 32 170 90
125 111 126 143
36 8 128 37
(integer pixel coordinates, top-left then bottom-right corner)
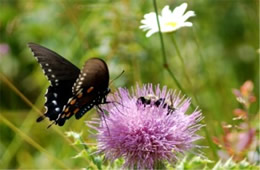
182 11 196 22
181 22 193 27
139 3 195 37
172 3 188 18
146 29 158 37
161 5 171 17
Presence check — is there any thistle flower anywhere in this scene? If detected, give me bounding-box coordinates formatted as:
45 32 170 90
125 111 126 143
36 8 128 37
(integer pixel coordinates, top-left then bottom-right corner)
140 3 195 37
87 84 203 169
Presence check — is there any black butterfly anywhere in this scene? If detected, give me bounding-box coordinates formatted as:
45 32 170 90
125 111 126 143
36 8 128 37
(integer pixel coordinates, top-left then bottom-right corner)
28 43 110 126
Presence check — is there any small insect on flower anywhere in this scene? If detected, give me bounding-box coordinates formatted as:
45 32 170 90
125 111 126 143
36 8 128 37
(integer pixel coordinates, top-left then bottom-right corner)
87 84 204 169
140 3 195 37
137 94 176 115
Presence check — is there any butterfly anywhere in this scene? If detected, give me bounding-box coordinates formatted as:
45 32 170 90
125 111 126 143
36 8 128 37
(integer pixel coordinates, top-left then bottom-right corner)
28 43 110 127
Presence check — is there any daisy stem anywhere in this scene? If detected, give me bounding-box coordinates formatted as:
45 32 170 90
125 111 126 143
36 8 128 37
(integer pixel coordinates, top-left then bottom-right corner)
192 27 223 122
152 0 198 110
152 1 217 159
152 0 186 97
170 35 200 106
171 32 218 160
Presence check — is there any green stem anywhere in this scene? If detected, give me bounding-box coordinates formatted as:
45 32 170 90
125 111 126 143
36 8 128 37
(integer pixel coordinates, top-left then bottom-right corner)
152 0 167 65
152 0 197 110
191 27 219 159
192 26 223 123
151 1 217 160
171 35 200 105
152 0 184 94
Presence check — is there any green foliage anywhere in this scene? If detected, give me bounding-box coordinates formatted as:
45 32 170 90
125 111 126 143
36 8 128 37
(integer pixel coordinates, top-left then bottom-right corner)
173 156 259 170
64 131 260 169
0 0 258 169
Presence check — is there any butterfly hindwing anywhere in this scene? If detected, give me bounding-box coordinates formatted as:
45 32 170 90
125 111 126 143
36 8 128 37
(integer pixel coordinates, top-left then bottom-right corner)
57 88 97 121
59 58 110 120
42 83 76 126
72 58 109 94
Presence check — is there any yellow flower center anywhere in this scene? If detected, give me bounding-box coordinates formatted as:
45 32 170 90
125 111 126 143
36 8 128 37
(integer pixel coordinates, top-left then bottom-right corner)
165 21 177 27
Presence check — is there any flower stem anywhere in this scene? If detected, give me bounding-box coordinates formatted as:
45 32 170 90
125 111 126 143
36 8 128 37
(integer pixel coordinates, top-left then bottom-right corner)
151 1 217 159
152 0 198 110
192 26 223 122
152 0 185 95
171 35 200 105
191 27 219 159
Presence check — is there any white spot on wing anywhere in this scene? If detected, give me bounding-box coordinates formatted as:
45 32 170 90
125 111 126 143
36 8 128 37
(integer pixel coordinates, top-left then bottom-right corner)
53 93 58 98
55 107 60 112
52 100 57 105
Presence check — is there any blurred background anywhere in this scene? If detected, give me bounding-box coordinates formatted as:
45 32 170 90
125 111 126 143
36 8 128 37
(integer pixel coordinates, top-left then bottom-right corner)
0 0 258 169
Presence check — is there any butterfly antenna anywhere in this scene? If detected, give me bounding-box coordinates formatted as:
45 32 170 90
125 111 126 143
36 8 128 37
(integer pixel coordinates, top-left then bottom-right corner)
109 70 124 85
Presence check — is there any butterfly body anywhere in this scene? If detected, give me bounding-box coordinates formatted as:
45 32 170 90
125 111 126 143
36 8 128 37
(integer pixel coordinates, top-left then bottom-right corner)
28 43 110 126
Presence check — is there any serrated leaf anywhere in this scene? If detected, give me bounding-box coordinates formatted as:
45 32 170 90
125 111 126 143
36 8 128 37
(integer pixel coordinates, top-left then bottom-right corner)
72 150 88 159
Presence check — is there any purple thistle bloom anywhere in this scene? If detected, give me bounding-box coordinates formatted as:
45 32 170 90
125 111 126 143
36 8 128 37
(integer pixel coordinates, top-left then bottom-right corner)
87 84 204 169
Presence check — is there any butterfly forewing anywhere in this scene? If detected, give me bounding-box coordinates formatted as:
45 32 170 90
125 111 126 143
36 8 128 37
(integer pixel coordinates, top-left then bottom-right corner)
28 43 80 125
28 43 80 83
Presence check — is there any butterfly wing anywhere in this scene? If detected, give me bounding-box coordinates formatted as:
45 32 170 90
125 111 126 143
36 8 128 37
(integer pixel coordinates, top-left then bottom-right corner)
28 43 80 125
56 58 110 121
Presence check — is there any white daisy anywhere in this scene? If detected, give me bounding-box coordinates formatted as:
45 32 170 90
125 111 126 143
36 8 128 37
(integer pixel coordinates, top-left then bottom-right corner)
140 3 195 37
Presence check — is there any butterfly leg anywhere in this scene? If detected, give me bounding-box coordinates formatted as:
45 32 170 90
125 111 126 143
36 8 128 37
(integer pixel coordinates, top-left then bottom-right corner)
47 121 56 129
101 100 128 116
101 100 130 109
96 105 111 136
36 115 45 122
